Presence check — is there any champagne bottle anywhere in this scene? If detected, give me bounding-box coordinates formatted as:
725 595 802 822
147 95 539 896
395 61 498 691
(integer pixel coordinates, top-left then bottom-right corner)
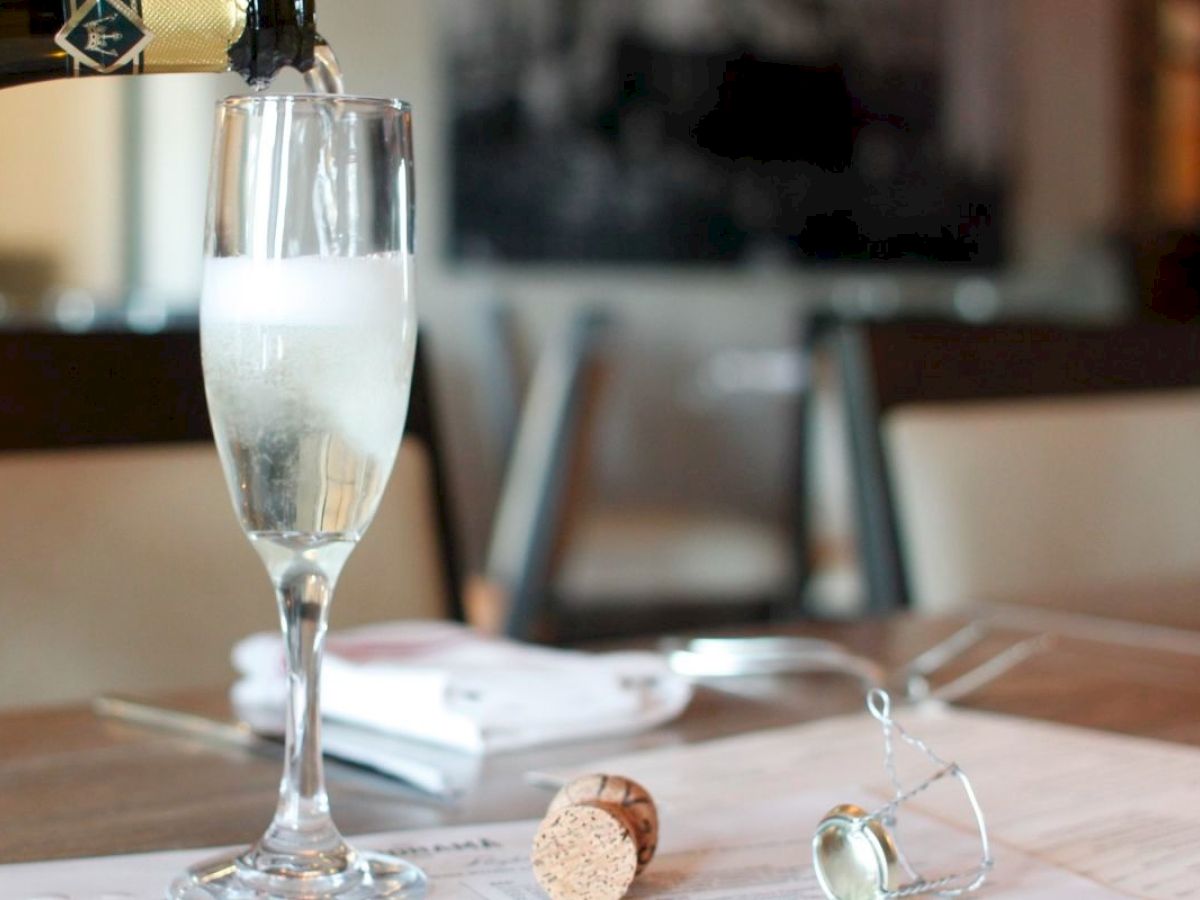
0 0 323 89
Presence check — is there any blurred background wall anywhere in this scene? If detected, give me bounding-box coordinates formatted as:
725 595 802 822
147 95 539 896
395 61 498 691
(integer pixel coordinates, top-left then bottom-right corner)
0 0 1188 586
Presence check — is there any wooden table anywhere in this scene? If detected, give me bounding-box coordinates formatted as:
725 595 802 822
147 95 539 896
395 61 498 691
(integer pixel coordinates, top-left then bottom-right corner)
4 586 1200 865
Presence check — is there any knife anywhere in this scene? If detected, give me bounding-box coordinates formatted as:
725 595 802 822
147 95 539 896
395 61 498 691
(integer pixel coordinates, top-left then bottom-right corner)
93 695 473 800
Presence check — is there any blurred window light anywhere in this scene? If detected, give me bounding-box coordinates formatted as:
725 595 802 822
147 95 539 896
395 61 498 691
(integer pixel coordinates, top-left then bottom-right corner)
53 289 97 333
953 278 1001 323
697 348 808 402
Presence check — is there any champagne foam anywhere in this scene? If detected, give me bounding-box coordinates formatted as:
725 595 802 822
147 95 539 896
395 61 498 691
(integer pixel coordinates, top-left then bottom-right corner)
201 254 411 327
200 253 416 475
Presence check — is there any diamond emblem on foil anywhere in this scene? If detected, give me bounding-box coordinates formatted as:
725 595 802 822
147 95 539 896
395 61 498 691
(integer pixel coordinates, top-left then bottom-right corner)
55 0 155 74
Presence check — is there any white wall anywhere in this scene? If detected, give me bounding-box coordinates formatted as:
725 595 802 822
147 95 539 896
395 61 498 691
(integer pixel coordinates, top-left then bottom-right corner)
133 75 224 309
0 77 127 301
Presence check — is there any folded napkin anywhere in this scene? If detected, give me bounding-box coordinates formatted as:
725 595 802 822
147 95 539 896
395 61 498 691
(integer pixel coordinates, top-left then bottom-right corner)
232 620 693 755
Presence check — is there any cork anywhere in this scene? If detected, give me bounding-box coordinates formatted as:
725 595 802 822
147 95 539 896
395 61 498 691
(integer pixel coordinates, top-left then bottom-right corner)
532 774 659 900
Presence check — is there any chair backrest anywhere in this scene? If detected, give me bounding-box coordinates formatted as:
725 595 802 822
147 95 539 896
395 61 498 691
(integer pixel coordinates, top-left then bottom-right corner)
483 309 609 639
0 325 460 709
832 319 1200 612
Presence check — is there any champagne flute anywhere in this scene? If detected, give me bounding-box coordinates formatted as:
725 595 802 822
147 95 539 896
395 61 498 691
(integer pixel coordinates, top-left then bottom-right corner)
169 94 424 898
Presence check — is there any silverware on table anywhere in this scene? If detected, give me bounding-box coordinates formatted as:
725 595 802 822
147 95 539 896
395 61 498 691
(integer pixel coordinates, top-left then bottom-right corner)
660 635 887 686
93 695 472 801
661 625 1055 707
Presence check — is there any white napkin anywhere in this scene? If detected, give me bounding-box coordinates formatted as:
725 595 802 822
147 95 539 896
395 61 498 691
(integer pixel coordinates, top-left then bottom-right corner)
231 620 693 755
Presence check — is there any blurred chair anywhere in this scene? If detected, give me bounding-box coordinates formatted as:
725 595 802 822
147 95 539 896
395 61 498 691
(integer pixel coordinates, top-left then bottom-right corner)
475 298 527 467
0 326 460 710
830 319 1200 613
485 309 796 642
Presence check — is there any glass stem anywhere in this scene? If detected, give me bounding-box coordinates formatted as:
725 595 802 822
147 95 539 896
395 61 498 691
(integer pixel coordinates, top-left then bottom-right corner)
256 551 349 865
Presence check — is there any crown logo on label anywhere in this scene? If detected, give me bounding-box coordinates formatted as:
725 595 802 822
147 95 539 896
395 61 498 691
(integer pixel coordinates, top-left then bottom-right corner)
55 0 155 74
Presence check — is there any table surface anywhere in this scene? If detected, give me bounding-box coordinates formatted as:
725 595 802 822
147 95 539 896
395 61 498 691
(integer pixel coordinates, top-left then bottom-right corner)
4 581 1200 865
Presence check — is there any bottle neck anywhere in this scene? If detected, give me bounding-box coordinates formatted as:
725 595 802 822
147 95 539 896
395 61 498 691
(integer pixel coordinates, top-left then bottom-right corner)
0 0 319 89
229 0 317 86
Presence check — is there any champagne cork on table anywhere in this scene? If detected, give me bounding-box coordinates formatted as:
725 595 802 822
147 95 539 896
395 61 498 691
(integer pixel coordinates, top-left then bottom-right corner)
532 774 659 900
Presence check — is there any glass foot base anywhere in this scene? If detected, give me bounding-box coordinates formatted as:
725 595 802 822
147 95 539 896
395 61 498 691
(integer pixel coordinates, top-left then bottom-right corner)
168 849 427 899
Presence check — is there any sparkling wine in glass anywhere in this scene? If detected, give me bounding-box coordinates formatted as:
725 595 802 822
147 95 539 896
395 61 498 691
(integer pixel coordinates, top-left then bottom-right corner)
169 94 424 898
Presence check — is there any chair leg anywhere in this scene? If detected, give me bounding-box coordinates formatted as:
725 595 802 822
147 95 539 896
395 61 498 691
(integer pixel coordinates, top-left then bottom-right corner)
487 311 610 640
835 326 909 613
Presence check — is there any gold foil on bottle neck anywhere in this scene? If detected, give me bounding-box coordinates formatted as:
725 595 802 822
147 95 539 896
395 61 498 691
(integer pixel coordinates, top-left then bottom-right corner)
141 0 248 72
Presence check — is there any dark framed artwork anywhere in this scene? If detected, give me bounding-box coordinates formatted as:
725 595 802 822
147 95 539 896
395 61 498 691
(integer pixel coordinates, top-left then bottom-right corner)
445 0 1008 266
